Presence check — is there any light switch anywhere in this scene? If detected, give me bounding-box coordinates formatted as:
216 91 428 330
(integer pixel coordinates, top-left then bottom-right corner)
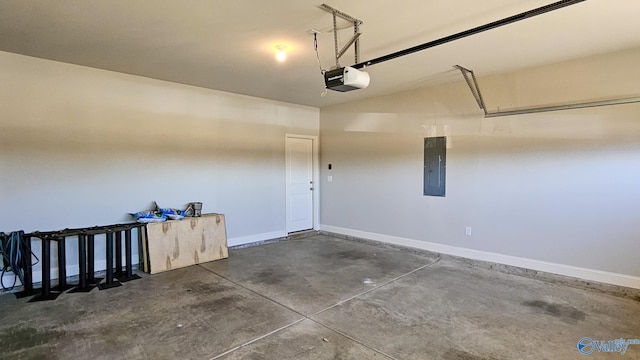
328 176 333 182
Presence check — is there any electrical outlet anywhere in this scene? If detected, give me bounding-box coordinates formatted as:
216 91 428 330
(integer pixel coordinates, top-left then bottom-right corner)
465 226 472 236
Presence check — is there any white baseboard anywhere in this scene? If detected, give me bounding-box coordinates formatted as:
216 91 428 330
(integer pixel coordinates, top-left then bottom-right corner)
227 231 287 247
320 225 640 290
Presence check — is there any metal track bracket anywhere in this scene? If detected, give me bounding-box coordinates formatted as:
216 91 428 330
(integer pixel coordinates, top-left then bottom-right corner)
456 65 640 118
455 65 487 116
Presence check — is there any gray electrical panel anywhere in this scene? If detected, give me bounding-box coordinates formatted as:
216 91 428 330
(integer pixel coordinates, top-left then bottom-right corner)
424 137 446 197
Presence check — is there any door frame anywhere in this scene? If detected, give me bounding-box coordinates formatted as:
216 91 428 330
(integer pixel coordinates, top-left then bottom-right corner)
285 134 320 233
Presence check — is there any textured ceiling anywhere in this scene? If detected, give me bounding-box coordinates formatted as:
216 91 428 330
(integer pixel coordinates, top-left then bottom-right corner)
1 0 639 107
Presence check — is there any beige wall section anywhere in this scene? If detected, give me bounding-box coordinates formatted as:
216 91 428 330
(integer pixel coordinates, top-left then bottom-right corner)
320 47 640 279
0 51 319 280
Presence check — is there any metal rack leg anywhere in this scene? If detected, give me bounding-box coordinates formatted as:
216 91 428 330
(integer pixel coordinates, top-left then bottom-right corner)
78 234 87 289
119 229 141 282
98 232 121 290
53 236 73 292
29 237 61 302
69 234 96 293
23 235 33 293
114 231 123 278
86 234 102 285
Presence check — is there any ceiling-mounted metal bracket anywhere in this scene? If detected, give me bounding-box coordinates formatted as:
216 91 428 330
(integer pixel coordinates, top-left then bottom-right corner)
320 4 363 68
455 65 488 116
338 32 361 60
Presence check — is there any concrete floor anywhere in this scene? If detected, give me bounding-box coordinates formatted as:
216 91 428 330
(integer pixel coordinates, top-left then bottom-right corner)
1 234 639 359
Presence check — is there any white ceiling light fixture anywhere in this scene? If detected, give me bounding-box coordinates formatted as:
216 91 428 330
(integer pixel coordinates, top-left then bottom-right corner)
275 45 287 62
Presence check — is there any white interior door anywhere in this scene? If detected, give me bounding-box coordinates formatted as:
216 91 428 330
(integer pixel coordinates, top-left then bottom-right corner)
286 137 313 233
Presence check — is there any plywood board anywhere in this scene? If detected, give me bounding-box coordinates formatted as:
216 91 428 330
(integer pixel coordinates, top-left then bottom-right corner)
145 213 228 274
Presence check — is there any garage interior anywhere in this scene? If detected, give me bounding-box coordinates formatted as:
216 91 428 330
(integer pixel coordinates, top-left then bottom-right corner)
1 1 639 359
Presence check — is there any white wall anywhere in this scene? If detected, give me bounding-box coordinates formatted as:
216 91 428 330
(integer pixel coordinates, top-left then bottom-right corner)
0 51 319 283
320 47 640 288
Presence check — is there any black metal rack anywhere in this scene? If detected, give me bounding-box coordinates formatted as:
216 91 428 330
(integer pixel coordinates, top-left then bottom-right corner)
8 222 146 302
